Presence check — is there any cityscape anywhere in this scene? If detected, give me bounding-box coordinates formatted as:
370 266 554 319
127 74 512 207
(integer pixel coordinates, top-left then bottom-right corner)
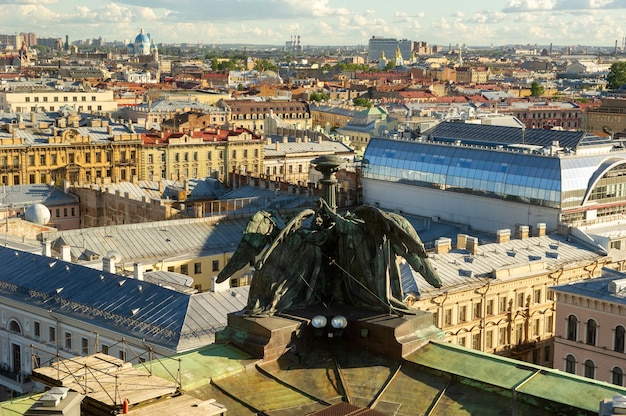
3 3 626 414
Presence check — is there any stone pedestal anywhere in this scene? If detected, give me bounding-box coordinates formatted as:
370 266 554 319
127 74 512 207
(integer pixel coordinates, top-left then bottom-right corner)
216 305 444 362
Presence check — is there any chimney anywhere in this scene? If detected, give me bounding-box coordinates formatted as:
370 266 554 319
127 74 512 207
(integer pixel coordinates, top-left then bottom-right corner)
211 276 229 292
536 223 546 237
107 126 113 135
61 244 71 262
466 236 479 255
457 234 468 250
435 237 452 254
275 141 280 151
102 256 116 273
515 224 529 240
282 136 288 143
42 240 51 257
133 262 143 281
496 229 511 244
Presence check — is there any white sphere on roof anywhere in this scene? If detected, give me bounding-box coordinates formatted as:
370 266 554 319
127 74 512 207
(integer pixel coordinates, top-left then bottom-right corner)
24 203 51 225
105 250 122 262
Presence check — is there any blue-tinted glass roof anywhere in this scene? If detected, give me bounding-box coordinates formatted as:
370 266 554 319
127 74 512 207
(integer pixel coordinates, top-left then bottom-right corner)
363 138 563 207
423 121 609 149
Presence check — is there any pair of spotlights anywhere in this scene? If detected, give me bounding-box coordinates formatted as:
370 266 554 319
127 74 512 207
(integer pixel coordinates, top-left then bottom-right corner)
311 315 348 330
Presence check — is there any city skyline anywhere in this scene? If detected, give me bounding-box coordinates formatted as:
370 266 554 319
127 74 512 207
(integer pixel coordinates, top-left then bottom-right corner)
3 0 626 48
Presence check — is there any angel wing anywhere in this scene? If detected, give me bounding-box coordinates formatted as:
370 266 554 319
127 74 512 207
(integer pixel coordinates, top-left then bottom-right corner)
354 205 442 288
216 210 283 283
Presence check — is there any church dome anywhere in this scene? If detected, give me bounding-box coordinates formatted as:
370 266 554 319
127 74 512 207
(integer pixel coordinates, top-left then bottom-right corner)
24 203 51 225
134 28 150 44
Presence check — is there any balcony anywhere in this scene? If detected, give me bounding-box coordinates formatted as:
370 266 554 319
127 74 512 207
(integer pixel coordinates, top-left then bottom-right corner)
0 164 20 173
115 159 137 167
0 367 34 394
511 340 537 354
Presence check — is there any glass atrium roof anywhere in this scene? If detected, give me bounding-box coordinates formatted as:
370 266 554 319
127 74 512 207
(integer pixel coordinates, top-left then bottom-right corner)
362 137 626 209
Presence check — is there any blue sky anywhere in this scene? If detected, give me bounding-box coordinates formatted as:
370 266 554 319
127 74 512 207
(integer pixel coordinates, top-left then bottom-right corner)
1 0 626 47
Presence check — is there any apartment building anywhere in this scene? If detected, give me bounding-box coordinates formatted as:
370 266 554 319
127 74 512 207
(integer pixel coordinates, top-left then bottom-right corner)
218 99 311 134
142 127 264 185
585 98 626 135
407 228 609 366
551 270 626 385
501 101 582 130
0 86 117 114
0 113 143 187
0 245 248 399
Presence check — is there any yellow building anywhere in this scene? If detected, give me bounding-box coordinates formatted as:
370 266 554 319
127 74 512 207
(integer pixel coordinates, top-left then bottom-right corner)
407 228 610 367
141 128 264 185
0 113 142 186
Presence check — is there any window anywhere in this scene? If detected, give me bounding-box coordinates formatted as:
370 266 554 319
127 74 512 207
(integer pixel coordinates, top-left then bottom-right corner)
39 154 46 165
584 359 595 379
532 318 540 336
613 367 624 386
28 154 34 165
101 344 109 355
499 327 507 345
515 323 523 344
499 296 508 313
167 266 175 272
49 326 56 342
194 262 201 274
565 355 576 374
85 153 91 163
34 321 40 338
586 319 597 346
119 350 127 361
517 292 525 308
473 302 481 319
459 305 467 322
457 336 466 347
9 320 21 334
486 299 494 315
444 308 452 326
567 315 578 341
545 315 553 333
207 151 212 160
616 326 626 352
534 288 542 304
485 330 493 348
543 346 550 363
472 333 480 350
180 264 188 275
65 332 72 349
82 337 89 355
148 154 153 164
212 260 219 272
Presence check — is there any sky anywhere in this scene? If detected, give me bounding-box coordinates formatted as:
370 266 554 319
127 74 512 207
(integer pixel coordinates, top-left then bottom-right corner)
3 0 626 48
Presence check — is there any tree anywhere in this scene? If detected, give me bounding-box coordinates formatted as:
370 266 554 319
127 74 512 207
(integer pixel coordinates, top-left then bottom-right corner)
607 62 626 90
309 92 329 102
353 97 372 108
530 81 544 97
253 59 277 72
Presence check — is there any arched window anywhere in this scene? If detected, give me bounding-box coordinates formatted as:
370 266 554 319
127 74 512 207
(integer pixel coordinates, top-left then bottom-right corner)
567 315 578 341
613 367 624 386
615 326 625 353
584 359 595 379
565 355 576 374
8 320 21 334
586 319 597 346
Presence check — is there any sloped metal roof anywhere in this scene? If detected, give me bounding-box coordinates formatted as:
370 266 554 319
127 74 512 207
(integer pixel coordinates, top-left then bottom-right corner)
0 184 78 208
43 216 249 265
0 246 247 352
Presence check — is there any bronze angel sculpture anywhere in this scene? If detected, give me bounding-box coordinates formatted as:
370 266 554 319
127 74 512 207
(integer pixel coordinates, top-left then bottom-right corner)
217 199 442 317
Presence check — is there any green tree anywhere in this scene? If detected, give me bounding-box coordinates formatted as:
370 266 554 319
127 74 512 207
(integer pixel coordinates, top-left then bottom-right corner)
607 62 626 90
253 59 277 72
309 92 329 102
353 97 372 108
530 81 544 97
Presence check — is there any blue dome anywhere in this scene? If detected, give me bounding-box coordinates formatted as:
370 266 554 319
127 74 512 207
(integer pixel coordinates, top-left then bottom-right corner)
135 33 150 44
